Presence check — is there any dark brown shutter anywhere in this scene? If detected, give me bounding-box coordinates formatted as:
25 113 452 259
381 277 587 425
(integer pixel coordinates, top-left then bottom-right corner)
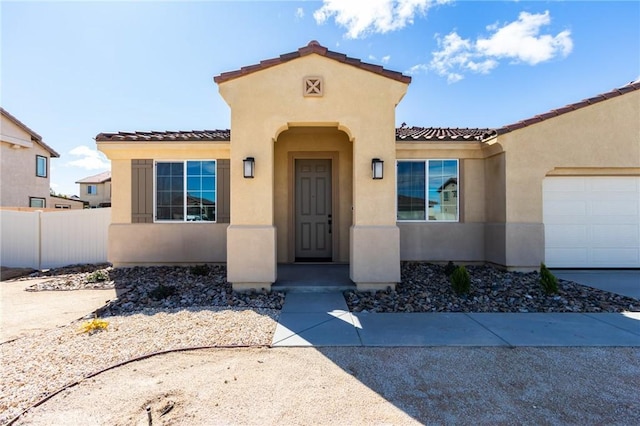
217 159 230 223
131 159 153 223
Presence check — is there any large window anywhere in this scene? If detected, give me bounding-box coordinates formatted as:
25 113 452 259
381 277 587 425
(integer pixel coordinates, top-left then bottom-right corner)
397 159 459 221
36 155 47 177
87 185 97 195
155 160 216 222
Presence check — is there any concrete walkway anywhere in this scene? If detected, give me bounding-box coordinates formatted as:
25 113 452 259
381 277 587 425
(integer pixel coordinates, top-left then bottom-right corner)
0 278 117 342
273 292 640 348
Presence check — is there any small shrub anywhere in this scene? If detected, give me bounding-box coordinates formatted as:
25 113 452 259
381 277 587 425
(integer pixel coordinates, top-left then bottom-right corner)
148 284 177 300
86 270 109 283
540 263 558 295
191 264 210 276
79 318 109 334
450 265 471 296
444 261 458 277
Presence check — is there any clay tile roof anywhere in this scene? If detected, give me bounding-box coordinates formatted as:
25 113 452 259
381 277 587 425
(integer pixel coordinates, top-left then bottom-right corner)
214 40 411 84
498 81 640 134
0 107 60 157
395 126 497 142
75 170 111 184
95 129 231 142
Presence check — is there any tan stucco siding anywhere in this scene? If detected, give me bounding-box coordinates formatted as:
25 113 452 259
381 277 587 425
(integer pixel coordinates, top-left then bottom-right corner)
1 122 52 207
500 90 640 223
109 223 228 266
274 127 353 263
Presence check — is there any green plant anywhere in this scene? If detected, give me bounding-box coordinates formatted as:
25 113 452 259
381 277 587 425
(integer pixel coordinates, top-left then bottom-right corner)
78 317 109 334
149 284 177 300
539 263 559 295
450 265 471 296
191 264 210 276
86 270 109 283
444 261 458 277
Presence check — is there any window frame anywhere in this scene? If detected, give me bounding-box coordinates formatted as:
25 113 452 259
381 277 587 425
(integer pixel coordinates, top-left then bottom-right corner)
153 159 217 223
396 159 460 223
29 197 46 208
36 155 47 178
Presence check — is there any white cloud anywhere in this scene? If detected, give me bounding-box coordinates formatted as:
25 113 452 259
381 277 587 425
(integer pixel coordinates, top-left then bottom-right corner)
295 7 304 20
419 10 573 83
314 0 451 39
66 145 110 170
476 11 572 65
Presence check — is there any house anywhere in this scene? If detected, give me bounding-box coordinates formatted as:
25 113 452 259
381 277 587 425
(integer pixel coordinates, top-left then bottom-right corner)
1 107 59 208
96 41 640 291
76 171 112 207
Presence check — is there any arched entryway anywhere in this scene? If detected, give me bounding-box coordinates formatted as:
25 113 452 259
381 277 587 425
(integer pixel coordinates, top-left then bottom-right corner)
273 126 353 264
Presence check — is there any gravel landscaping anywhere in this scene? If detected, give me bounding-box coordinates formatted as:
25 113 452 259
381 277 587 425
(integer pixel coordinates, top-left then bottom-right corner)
21 262 639 315
346 262 639 313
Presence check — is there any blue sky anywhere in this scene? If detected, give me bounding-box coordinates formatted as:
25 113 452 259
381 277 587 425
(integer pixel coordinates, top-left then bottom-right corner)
2 0 639 196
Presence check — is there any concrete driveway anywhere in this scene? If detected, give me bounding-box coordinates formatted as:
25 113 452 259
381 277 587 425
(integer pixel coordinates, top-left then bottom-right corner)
552 269 640 299
0 278 116 342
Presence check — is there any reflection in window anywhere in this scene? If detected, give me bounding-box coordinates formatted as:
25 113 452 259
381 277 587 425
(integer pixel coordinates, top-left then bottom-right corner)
397 160 458 222
155 160 216 222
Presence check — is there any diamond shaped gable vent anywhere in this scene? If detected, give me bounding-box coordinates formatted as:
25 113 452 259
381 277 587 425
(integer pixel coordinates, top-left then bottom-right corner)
304 76 323 97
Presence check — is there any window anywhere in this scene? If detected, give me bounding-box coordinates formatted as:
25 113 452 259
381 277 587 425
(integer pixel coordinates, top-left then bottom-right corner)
29 197 46 208
87 185 97 195
55 204 71 209
397 159 459 221
155 160 216 222
36 155 47 177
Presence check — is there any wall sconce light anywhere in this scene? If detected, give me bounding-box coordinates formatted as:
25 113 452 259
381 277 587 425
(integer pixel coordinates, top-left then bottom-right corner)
243 157 255 178
372 158 384 179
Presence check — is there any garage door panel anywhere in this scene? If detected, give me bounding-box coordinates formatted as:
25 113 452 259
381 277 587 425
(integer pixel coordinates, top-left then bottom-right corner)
590 249 640 267
544 176 640 268
591 225 640 247
545 249 588 267
591 200 638 216
545 225 587 246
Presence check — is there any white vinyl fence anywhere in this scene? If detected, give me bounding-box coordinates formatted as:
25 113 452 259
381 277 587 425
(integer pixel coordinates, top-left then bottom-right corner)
1 208 110 269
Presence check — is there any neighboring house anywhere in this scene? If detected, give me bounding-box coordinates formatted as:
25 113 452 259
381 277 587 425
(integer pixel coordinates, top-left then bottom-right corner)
96 41 640 291
76 171 111 207
0 108 82 209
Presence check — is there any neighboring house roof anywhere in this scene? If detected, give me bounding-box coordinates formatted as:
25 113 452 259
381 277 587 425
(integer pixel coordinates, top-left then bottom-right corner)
0 107 60 157
437 178 458 193
498 82 640 134
214 40 411 85
76 171 111 184
95 130 231 142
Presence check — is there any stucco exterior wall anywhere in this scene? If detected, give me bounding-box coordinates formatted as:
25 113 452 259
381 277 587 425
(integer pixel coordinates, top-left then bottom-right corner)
98 141 231 265
1 116 52 207
109 223 228 266
395 142 489 263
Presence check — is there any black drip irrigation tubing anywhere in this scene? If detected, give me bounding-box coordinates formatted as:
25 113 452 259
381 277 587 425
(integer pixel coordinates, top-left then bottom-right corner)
7 344 269 426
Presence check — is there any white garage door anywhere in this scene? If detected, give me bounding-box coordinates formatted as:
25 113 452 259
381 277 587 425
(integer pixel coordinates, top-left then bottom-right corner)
543 177 640 268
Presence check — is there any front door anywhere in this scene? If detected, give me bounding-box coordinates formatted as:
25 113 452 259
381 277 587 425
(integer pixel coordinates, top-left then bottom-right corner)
295 159 332 261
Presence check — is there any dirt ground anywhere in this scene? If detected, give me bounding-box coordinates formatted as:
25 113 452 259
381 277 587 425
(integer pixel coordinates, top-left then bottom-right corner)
15 346 640 425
